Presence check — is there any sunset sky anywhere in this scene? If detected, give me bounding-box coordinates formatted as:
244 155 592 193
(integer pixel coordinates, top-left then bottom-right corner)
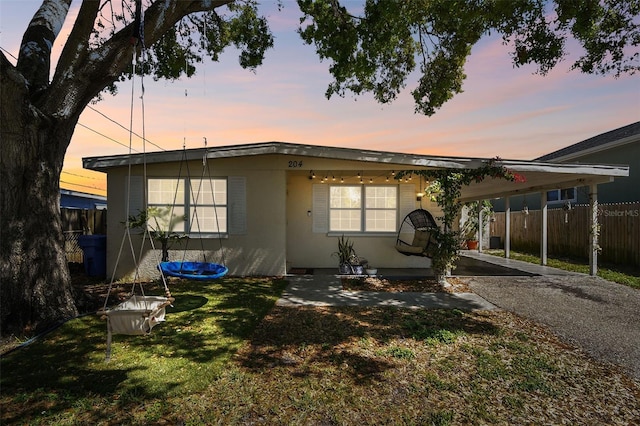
2 1 639 197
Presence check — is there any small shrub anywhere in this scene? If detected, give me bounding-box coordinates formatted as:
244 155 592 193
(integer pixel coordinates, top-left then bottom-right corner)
423 329 462 345
379 346 416 359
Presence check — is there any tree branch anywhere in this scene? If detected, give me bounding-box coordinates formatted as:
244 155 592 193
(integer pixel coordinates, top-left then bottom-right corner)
55 0 100 82
42 0 231 119
141 0 232 48
16 0 71 94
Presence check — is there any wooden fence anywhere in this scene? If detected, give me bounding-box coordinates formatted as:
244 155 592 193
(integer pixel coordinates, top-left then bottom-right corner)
491 202 640 267
61 208 107 263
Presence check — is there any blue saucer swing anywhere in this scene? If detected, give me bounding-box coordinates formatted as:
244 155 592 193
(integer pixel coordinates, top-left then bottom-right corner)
159 261 228 280
157 142 229 282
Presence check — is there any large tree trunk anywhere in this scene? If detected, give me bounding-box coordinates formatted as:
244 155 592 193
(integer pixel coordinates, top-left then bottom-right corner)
0 0 232 336
1 55 78 335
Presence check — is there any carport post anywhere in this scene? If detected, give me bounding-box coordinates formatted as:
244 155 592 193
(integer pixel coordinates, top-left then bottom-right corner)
478 200 484 252
504 197 511 258
589 184 598 276
540 191 548 266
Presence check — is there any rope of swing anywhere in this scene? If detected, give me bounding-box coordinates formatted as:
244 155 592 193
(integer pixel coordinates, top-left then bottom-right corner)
203 140 227 266
102 0 171 313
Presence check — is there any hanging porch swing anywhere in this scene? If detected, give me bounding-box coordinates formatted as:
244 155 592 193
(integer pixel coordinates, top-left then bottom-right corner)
394 209 439 258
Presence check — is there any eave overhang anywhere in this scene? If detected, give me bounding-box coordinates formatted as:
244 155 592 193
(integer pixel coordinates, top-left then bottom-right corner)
82 141 629 201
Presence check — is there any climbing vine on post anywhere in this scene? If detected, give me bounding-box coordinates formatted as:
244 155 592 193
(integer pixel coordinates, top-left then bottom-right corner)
397 158 525 285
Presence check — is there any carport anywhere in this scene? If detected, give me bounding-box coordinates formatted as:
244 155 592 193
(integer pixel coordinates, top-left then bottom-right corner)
456 160 629 275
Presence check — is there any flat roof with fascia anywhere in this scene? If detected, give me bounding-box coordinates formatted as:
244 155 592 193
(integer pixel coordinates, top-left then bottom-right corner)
82 141 629 201
82 141 628 176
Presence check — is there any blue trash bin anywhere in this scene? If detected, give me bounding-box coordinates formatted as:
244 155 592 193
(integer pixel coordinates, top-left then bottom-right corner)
78 235 107 277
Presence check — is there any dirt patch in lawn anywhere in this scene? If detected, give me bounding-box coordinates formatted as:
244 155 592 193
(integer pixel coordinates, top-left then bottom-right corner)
227 306 640 425
342 276 472 293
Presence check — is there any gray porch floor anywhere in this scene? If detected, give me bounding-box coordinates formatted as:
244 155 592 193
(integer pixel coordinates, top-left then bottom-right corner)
293 250 580 279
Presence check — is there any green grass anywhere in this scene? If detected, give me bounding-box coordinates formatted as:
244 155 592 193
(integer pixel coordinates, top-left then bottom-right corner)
2 278 639 425
483 249 640 289
1 276 287 425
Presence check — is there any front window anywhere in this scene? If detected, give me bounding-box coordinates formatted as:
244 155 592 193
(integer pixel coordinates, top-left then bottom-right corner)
365 186 397 231
147 177 227 235
330 186 361 231
148 178 185 233
329 185 397 232
189 178 227 233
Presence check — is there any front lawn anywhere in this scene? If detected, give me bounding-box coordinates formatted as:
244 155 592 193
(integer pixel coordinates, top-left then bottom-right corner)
1 276 638 425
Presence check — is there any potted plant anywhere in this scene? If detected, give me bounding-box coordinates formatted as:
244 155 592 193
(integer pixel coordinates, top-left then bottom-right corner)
461 200 493 250
332 235 366 274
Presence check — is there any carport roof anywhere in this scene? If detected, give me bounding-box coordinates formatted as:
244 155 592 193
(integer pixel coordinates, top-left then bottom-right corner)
82 141 629 202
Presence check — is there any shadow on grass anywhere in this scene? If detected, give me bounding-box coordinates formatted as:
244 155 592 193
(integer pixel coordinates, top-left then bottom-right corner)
237 306 501 384
166 294 208 313
0 276 288 424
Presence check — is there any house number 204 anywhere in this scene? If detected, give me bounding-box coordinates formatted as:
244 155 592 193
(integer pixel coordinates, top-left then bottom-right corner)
288 160 303 168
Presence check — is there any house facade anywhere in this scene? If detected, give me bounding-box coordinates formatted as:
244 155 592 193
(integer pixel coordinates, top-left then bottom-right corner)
537 121 639 205
83 142 628 279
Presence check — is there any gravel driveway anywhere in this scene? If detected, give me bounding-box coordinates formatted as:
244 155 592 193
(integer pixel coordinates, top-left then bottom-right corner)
466 274 640 381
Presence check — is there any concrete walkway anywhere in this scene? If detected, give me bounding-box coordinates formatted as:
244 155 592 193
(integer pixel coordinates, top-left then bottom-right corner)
459 250 581 276
277 274 497 310
278 252 573 311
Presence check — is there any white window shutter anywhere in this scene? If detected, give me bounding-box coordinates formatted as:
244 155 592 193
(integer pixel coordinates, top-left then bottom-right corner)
399 184 416 221
127 175 144 217
228 176 247 235
312 184 329 233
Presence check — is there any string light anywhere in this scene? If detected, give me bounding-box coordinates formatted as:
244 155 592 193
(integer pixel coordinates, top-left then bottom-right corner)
307 171 402 184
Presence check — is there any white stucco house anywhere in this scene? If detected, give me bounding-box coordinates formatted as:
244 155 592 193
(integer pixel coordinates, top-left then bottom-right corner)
83 142 629 279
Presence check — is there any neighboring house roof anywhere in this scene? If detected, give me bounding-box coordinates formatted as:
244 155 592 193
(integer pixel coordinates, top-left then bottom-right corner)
83 141 629 203
60 189 107 209
536 121 640 162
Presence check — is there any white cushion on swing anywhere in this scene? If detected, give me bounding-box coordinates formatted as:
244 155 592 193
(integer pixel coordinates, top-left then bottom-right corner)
106 295 170 335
